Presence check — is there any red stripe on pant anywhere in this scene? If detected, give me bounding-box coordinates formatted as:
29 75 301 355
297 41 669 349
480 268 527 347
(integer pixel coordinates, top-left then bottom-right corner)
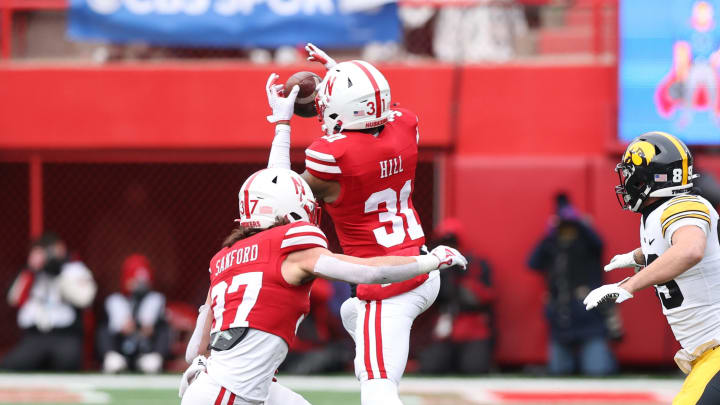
227 393 236 404
214 387 226 405
375 301 387 378
363 301 374 379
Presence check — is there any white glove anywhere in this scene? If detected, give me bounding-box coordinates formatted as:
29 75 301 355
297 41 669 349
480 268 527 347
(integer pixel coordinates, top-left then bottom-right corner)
305 43 337 70
266 73 300 123
178 355 207 398
429 245 468 270
583 278 633 310
604 251 643 272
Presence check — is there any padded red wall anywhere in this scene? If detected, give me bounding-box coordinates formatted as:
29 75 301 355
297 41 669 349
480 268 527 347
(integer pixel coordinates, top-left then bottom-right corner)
453 156 591 364
455 64 616 156
0 63 454 149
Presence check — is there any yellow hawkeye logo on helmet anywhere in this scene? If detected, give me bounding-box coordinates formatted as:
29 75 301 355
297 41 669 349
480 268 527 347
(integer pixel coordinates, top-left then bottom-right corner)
624 141 656 166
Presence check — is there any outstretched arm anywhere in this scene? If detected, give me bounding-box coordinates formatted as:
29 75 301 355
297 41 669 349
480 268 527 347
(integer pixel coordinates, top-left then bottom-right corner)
604 247 645 272
282 245 466 286
620 226 705 294
305 43 337 70
585 225 705 310
266 73 299 169
184 291 212 364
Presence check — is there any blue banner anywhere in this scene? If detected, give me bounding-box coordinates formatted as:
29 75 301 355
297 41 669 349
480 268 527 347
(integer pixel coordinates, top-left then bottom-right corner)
68 0 400 48
620 0 720 145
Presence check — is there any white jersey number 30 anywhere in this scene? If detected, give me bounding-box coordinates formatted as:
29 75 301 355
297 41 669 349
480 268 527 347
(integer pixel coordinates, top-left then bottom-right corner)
364 179 424 248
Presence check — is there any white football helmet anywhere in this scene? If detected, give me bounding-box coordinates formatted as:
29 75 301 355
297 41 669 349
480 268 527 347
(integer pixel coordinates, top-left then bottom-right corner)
237 168 319 229
314 60 393 135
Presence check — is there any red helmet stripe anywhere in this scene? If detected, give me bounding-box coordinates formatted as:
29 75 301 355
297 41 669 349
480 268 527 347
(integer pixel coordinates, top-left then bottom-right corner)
352 61 382 118
241 170 263 219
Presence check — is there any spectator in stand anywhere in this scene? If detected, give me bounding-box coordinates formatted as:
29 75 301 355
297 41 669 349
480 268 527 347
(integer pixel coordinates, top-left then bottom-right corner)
1 232 97 371
418 218 496 374
432 0 527 62
528 193 620 376
98 254 170 374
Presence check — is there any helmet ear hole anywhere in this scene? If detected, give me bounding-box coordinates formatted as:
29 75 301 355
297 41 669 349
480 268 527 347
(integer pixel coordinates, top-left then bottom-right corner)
329 113 338 119
289 212 302 221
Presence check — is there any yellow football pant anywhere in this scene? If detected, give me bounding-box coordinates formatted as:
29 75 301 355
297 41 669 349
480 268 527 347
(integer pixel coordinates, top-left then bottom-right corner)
673 347 720 405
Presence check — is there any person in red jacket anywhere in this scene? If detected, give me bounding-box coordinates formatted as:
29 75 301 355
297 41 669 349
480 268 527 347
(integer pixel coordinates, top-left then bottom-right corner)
98 254 170 374
418 218 496 374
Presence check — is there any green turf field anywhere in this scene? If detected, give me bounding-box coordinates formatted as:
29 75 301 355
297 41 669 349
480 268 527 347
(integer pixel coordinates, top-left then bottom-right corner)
18 389 358 405
0 373 684 405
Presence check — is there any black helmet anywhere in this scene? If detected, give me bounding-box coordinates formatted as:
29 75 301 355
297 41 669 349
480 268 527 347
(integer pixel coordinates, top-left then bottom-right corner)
615 131 695 212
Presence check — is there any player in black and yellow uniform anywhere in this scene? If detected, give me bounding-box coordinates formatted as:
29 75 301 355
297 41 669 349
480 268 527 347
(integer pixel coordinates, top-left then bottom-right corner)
584 132 720 405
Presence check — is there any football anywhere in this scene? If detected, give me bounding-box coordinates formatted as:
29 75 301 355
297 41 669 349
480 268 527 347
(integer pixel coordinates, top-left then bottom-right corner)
284 71 322 118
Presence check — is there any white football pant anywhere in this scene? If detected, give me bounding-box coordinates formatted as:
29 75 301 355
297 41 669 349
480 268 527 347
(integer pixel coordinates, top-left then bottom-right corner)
340 271 440 405
181 372 310 405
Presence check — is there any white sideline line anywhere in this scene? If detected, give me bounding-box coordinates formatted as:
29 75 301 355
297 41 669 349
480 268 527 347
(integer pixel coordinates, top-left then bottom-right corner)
0 374 684 394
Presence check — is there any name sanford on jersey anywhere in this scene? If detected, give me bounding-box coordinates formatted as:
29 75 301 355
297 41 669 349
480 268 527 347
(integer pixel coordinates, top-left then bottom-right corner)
379 155 404 179
215 244 259 276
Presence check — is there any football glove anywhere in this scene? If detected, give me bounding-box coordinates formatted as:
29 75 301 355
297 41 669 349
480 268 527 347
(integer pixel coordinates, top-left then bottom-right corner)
604 251 643 272
583 278 633 310
266 73 299 124
178 355 207 398
430 245 468 270
305 43 337 70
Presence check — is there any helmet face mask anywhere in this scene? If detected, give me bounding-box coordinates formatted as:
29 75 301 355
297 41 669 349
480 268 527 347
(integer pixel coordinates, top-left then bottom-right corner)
615 163 651 211
614 132 695 212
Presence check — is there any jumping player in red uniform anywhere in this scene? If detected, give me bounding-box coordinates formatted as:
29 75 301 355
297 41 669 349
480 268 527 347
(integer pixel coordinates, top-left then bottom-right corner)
263 45 438 405
179 168 466 405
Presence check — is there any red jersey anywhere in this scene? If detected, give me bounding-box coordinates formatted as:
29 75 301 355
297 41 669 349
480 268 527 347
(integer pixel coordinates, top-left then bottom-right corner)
304 107 427 300
208 222 327 346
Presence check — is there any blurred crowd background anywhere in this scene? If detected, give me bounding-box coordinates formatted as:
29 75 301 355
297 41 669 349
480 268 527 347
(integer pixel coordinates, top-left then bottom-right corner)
1 0 719 376
2 0 613 62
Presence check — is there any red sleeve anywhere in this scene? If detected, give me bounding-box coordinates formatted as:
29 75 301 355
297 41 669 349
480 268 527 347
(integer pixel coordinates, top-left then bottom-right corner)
8 270 35 307
392 107 419 144
279 222 329 255
304 138 343 181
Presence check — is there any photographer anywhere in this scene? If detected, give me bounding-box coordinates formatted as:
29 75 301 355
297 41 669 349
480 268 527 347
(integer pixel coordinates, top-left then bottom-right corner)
527 193 620 376
1 232 97 371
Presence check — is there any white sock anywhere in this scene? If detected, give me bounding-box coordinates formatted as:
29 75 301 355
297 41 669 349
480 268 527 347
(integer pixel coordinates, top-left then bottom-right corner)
361 379 402 405
266 382 311 405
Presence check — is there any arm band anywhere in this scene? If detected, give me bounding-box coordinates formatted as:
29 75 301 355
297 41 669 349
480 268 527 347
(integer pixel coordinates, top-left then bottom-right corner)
313 254 439 284
267 124 291 169
185 304 209 364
